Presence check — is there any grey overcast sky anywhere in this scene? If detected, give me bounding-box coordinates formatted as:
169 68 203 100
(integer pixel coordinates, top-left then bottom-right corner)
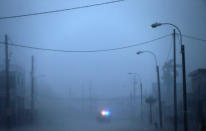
0 0 206 97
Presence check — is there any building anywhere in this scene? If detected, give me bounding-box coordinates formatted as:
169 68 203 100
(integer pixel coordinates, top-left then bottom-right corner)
188 69 206 129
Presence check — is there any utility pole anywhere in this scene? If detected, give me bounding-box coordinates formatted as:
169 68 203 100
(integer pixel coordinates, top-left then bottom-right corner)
5 35 11 128
173 29 178 131
31 56 34 121
181 45 188 131
133 75 137 117
151 22 188 131
156 66 163 128
133 75 137 104
128 72 138 118
140 82 143 120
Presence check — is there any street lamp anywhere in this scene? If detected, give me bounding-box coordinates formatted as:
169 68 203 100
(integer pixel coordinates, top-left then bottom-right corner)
136 50 163 128
128 72 138 103
151 23 182 46
151 22 188 131
128 72 143 120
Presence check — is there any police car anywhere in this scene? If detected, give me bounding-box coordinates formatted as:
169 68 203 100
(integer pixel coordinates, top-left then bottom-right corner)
96 109 111 122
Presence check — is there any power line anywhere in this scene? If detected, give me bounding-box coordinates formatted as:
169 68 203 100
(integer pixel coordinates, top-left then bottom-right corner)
164 34 206 62
182 34 206 42
0 34 172 53
164 33 206 65
0 33 204 53
0 0 124 20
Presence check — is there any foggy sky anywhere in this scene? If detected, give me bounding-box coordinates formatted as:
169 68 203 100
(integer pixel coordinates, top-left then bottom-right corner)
0 0 206 98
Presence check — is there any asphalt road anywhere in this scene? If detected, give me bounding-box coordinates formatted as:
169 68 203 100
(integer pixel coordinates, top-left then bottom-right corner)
1 99 158 131
2 118 156 131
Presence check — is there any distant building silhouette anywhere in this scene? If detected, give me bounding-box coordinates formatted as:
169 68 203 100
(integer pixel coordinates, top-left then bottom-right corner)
189 69 206 130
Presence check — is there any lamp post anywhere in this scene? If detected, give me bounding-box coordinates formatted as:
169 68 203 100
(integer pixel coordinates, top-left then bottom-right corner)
151 22 188 131
5 35 11 128
128 72 137 104
136 50 163 128
128 72 143 120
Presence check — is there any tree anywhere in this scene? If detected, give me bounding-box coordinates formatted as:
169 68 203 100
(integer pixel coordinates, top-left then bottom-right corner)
145 96 156 124
162 59 181 86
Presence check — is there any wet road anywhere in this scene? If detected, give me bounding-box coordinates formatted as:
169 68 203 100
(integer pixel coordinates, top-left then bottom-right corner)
2 118 155 131
1 99 158 131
